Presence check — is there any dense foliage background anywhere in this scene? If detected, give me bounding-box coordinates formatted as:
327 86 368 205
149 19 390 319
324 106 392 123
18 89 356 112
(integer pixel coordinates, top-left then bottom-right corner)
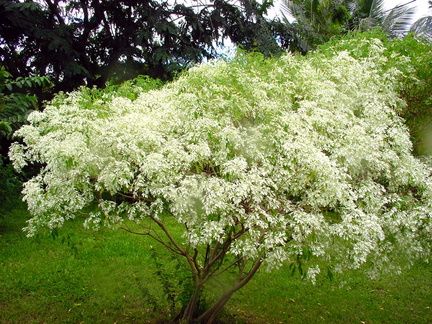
0 0 291 94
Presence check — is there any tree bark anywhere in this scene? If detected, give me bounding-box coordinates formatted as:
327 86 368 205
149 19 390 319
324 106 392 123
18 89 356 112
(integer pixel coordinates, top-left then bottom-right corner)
181 281 204 324
197 258 263 324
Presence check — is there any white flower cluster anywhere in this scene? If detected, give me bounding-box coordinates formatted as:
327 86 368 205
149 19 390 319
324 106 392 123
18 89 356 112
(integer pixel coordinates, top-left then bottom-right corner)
10 38 432 275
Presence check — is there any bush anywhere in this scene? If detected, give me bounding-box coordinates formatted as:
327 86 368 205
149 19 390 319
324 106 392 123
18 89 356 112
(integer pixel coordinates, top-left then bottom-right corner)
317 29 432 155
0 67 52 140
0 156 22 213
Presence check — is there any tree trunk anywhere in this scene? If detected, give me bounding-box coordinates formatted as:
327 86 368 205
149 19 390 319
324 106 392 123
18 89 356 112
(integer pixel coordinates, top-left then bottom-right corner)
181 282 203 324
197 259 263 324
197 289 235 324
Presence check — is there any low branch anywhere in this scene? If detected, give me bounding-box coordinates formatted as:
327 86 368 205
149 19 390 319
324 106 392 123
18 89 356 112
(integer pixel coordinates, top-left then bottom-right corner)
149 215 199 277
206 225 248 271
120 225 183 256
211 255 244 278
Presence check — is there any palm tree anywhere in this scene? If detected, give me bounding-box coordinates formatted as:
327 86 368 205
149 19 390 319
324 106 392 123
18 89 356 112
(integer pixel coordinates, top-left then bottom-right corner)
351 0 417 35
410 0 432 43
280 0 351 51
281 0 417 50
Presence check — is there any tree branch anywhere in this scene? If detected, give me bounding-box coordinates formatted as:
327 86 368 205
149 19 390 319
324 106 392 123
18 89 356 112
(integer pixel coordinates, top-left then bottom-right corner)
149 214 200 277
45 0 65 26
120 225 183 256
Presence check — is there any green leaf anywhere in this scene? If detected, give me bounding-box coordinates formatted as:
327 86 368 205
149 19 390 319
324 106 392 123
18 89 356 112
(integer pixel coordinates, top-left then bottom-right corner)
0 121 13 134
51 228 59 240
327 267 334 282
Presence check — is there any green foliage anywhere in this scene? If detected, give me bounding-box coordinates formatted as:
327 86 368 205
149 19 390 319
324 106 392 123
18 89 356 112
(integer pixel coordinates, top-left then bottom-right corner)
0 0 292 93
105 75 164 101
386 34 432 155
148 246 197 319
0 156 22 213
49 75 163 114
282 0 417 51
281 0 352 51
316 29 432 155
0 66 52 139
0 67 52 211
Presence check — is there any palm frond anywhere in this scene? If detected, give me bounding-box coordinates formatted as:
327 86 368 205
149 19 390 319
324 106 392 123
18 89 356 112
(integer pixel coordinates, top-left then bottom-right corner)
357 16 379 31
349 0 384 19
382 0 417 35
369 0 386 19
280 0 305 20
411 16 432 43
350 0 386 31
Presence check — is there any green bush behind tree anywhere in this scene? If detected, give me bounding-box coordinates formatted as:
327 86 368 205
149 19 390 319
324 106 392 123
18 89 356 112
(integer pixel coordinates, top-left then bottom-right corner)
0 67 52 139
317 29 432 156
0 68 52 211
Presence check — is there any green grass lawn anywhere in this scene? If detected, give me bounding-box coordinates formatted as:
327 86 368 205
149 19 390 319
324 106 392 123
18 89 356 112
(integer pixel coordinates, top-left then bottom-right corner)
1 199 431 323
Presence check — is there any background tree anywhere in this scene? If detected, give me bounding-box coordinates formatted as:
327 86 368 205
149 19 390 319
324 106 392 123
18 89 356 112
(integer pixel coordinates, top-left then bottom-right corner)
279 0 352 52
280 0 417 50
0 68 52 143
0 0 290 95
10 35 432 323
316 28 432 156
0 66 52 158
347 0 416 34
0 67 51 212
410 0 432 43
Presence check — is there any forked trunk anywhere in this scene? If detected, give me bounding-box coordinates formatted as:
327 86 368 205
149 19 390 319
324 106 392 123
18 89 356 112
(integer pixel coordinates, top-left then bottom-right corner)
181 258 263 323
181 281 204 323
196 289 235 324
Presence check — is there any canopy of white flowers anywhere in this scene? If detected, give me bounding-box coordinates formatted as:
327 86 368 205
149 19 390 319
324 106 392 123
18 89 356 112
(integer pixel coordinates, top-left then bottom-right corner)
10 38 432 279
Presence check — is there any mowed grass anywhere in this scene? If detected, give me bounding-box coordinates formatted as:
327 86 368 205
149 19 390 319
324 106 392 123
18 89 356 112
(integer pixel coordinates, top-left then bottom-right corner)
1 199 431 323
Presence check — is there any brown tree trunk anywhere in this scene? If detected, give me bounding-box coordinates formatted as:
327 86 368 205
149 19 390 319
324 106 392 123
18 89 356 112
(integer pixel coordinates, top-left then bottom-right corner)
198 289 235 324
197 259 263 324
181 281 204 324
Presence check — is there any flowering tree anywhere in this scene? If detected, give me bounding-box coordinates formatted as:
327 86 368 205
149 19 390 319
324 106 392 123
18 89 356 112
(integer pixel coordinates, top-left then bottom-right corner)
10 38 432 323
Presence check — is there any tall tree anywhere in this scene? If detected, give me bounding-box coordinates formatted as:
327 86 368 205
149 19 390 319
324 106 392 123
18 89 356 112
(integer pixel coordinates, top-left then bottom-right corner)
349 0 417 35
0 0 286 94
279 0 352 52
280 0 417 50
410 0 432 43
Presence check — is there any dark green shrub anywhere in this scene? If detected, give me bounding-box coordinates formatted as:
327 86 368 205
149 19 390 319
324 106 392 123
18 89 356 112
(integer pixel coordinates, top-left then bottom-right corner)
386 34 432 155
0 156 22 213
0 67 52 140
